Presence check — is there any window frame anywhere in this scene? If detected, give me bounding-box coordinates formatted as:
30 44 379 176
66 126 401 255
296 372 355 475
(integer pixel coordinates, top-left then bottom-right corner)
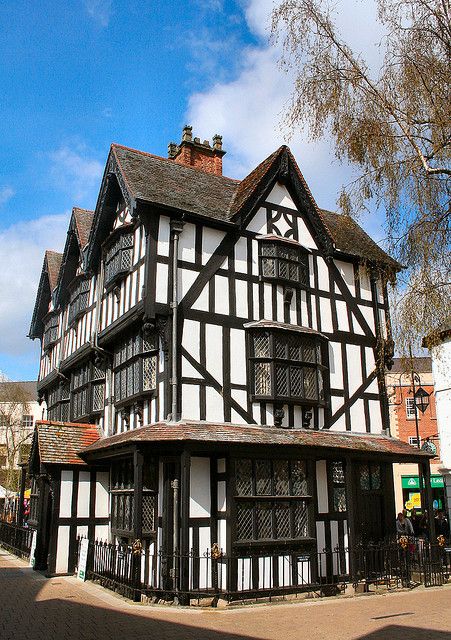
408 436 421 447
43 313 59 351
70 360 106 422
406 397 419 420
46 381 70 422
233 457 314 547
104 227 134 289
68 277 91 326
248 327 327 406
22 415 34 429
113 329 158 408
258 236 309 288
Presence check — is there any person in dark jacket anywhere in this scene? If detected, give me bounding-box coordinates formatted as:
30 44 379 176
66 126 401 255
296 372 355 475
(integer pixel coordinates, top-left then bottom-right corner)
435 511 450 539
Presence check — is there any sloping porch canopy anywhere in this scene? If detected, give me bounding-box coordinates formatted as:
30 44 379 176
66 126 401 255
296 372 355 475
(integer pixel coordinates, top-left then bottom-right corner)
79 420 432 463
29 421 101 471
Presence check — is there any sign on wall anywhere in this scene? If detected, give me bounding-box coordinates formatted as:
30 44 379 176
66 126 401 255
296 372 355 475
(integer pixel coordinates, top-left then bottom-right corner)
29 530 37 568
401 475 444 489
77 538 89 581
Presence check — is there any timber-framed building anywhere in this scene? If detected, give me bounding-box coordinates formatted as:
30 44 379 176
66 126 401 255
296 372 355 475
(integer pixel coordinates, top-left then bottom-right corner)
27 127 433 595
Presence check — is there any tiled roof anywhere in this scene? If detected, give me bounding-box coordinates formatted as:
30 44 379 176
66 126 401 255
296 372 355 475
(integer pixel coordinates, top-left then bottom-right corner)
73 208 94 248
0 381 38 402
111 143 398 268
244 320 327 339
320 210 401 270
81 420 431 460
45 250 63 291
35 421 101 466
390 357 432 374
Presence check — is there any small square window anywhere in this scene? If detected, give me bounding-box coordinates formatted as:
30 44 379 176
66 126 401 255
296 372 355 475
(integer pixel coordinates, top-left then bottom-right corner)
406 398 419 419
408 436 421 447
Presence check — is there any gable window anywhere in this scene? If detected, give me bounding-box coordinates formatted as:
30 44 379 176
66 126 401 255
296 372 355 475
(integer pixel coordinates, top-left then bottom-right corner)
258 237 309 287
104 230 134 288
114 330 157 406
70 361 105 422
43 314 59 351
47 381 70 422
234 458 312 544
248 326 326 404
68 278 90 325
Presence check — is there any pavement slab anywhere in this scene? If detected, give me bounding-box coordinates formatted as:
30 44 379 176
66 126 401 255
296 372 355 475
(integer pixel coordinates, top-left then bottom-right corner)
1 548 450 640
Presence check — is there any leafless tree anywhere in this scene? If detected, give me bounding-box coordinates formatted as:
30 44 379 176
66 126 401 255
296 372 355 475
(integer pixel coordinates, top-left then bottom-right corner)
272 0 450 352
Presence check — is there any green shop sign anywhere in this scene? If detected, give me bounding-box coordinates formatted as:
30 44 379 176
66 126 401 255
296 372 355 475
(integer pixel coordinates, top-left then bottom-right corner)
401 475 444 489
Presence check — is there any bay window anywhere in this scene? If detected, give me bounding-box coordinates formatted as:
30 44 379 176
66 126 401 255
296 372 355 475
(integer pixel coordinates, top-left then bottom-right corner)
113 330 157 406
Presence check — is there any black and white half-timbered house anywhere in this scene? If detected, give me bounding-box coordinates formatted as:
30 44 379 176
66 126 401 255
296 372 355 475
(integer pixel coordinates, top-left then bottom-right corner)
27 127 433 596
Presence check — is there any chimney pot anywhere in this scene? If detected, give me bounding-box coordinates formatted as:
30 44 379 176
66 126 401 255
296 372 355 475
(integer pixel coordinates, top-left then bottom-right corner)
212 134 223 150
168 142 178 159
194 137 201 144
182 125 193 142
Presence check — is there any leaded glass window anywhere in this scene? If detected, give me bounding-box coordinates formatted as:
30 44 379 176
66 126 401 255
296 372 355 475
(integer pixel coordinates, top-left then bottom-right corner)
70 360 105 421
329 461 347 513
259 239 309 286
111 458 157 537
43 314 59 350
46 380 70 421
249 329 326 404
113 330 157 405
68 278 90 325
359 462 382 492
104 230 134 287
234 458 311 543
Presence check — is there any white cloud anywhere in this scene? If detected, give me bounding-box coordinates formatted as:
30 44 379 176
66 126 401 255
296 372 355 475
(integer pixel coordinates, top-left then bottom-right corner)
84 0 112 27
186 0 386 216
49 144 103 202
0 213 69 358
0 186 15 207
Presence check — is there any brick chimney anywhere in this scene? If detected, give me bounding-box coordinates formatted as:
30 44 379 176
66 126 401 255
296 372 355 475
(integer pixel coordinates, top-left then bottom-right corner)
167 126 225 176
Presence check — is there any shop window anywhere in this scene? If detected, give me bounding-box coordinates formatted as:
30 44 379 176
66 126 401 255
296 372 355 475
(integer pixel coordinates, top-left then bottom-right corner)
249 328 326 404
113 330 157 406
234 458 311 543
259 238 309 287
104 230 134 288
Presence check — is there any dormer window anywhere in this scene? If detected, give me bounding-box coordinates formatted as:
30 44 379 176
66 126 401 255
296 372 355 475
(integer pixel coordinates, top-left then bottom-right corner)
68 278 90 325
246 322 326 405
258 236 309 287
43 314 59 351
104 230 134 288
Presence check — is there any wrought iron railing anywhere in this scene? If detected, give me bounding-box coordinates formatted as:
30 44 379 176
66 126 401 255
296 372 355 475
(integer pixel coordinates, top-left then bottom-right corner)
0 521 34 559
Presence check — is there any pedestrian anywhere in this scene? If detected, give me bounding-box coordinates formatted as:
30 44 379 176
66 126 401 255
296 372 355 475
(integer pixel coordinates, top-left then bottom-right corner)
396 512 414 537
434 511 449 540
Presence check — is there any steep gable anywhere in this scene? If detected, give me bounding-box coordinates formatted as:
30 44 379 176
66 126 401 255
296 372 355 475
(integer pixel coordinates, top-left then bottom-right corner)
29 250 63 339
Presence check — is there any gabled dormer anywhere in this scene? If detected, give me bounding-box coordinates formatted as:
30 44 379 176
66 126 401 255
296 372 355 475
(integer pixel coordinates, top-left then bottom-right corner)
29 250 63 341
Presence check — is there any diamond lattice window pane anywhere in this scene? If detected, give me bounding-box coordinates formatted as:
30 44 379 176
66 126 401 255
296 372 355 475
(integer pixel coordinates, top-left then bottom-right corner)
92 382 105 412
288 335 302 361
303 367 317 399
256 502 273 539
293 501 309 537
278 259 289 280
253 332 270 358
275 335 286 359
254 362 272 395
275 501 291 538
290 366 303 396
331 462 345 484
359 464 370 491
291 461 308 495
256 460 272 495
275 364 289 396
274 460 289 495
302 340 316 363
333 487 347 512
142 494 156 532
236 502 254 541
371 464 381 490
143 356 156 391
261 257 276 277
235 459 253 496
261 242 277 257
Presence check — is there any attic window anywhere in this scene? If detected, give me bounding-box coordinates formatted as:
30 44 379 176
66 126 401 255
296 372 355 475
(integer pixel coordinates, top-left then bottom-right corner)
258 237 309 287
104 230 134 288
68 278 90 325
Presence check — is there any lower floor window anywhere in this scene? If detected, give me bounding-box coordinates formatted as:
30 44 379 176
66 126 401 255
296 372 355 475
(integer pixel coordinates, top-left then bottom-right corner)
236 499 309 542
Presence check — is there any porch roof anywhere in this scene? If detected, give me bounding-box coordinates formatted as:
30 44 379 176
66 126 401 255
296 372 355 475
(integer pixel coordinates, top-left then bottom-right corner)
80 420 431 461
33 420 101 466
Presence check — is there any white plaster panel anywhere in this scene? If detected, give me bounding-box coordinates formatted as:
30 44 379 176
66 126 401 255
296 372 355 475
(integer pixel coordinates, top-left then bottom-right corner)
59 470 73 519
77 471 91 518
235 279 248 318
300 290 308 326
263 283 272 320
55 526 70 574
182 357 203 379
331 413 347 431
350 399 366 431
316 521 326 569
190 457 211 518
331 395 343 416
310 296 317 330
346 344 362 395
368 400 383 433
179 268 197 301
234 237 248 273
217 458 226 473
182 384 201 420
155 263 168 303
218 519 227 550
253 283 259 320
76 525 88 539
246 207 267 235
297 216 317 249
179 222 196 263
230 329 246 385
95 471 110 518
192 283 209 311
317 257 329 291
205 386 224 422
316 460 329 513
334 260 355 296
231 389 248 422
217 481 226 512
215 275 229 315
205 324 223 384
336 300 349 332
95 525 110 542
276 286 284 323
359 266 372 300
183 319 200 360
266 183 296 209
365 347 376 375
251 240 259 276
202 228 225 265
319 297 333 333
359 305 375 335
158 216 171 257
329 342 343 389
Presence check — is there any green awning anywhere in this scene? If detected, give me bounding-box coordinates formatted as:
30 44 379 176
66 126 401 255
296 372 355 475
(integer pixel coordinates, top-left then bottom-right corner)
401 475 444 489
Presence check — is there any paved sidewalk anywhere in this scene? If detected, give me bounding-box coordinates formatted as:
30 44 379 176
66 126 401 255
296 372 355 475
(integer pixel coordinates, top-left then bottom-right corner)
1 548 451 640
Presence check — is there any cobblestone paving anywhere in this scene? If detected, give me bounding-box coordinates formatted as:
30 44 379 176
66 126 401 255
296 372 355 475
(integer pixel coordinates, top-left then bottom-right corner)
1 548 451 640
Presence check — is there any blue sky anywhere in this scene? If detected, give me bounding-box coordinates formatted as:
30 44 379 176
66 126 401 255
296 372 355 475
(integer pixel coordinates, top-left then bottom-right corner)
0 0 385 380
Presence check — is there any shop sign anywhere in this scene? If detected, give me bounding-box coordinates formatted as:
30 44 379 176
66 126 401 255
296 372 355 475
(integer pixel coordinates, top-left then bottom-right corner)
77 538 89 581
29 530 37 568
401 475 444 489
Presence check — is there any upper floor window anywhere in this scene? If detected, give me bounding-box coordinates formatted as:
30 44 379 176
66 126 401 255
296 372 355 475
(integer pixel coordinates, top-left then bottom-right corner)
22 415 34 429
406 398 419 420
71 360 106 422
247 324 326 404
408 436 421 447
104 230 134 288
114 330 158 406
68 278 90 325
47 381 70 422
43 314 59 351
258 237 309 287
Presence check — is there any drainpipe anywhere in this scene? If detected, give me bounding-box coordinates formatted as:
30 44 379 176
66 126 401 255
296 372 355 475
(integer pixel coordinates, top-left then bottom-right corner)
169 219 184 422
171 478 180 598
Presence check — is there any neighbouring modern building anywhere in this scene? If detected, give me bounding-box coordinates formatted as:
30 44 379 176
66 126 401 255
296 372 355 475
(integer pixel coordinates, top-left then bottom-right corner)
426 322 451 523
386 357 445 514
0 381 44 492
26 127 432 593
